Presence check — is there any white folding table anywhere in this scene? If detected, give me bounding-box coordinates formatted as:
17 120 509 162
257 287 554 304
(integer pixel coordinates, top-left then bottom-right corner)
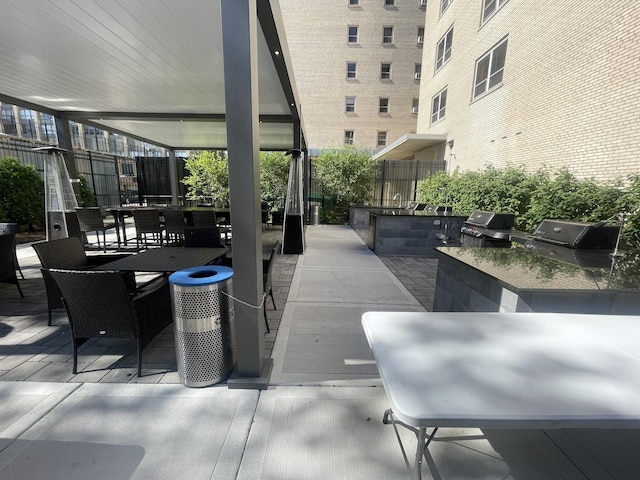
362 311 640 480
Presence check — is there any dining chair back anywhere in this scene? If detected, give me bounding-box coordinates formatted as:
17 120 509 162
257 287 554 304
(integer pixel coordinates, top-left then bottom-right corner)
190 209 218 228
75 207 117 252
162 207 186 244
184 227 224 248
48 269 172 377
0 233 23 298
33 237 135 325
132 208 164 249
262 240 280 333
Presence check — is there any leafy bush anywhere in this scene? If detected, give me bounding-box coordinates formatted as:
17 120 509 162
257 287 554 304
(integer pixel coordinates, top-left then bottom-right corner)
416 165 640 250
0 157 44 230
314 146 377 223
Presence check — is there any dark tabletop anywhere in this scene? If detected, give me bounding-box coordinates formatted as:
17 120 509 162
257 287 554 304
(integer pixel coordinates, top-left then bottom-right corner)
95 247 228 273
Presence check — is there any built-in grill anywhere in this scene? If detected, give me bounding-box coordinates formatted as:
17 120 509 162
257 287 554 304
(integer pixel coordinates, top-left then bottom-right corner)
523 219 620 268
461 210 516 247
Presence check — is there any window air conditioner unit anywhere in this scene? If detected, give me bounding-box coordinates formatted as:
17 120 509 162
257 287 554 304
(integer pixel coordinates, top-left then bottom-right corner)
412 106 419 114
417 36 424 44
414 72 421 80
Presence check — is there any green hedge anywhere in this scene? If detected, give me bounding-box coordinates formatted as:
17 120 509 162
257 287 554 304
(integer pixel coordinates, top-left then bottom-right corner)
0 157 45 231
416 166 640 250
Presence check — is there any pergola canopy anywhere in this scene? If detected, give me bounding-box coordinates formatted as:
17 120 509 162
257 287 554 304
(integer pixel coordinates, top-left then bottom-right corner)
0 0 304 151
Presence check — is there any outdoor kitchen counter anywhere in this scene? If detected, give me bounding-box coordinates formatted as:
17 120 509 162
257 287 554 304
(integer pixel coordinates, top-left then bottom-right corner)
367 210 467 256
433 246 640 314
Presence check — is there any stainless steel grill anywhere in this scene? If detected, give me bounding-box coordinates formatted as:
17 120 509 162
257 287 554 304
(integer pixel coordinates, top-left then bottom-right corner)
461 210 516 247
523 219 620 268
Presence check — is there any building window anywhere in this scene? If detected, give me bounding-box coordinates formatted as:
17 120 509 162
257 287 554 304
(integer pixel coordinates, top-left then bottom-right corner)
383 26 394 45
420 0 427 7
385 0 395 6
482 0 508 24
377 131 387 147
441 0 453 15
345 96 356 113
435 26 453 72
414 63 422 80
381 63 391 80
345 130 354 145
349 0 359 5
348 26 359 43
473 37 508 99
431 88 447 123
347 62 357 79
379 98 389 114
417 27 425 45
412 98 420 114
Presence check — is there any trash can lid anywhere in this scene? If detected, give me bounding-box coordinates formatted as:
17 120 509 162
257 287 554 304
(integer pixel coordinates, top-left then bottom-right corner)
169 265 233 286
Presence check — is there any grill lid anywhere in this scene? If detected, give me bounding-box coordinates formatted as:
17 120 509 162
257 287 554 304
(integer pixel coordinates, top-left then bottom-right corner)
465 210 515 229
530 219 619 248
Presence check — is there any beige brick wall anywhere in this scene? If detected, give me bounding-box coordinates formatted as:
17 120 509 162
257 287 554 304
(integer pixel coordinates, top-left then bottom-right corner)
279 0 425 150
417 0 640 182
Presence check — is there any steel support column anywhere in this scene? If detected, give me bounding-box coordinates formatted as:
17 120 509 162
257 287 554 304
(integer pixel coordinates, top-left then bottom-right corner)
221 0 266 380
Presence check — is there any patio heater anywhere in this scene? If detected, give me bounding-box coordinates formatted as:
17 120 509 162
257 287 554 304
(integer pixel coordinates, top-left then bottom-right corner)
282 148 305 254
34 146 81 241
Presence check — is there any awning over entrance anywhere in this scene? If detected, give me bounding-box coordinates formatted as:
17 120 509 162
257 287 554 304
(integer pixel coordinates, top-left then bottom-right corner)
372 133 448 161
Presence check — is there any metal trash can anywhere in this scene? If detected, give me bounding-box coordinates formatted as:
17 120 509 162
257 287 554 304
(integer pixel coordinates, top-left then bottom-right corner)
169 266 235 387
310 205 320 225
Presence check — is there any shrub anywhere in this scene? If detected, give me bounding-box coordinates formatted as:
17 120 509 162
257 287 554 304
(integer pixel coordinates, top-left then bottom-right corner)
416 165 639 250
78 174 97 207
314 146 377 223
0 157 44 230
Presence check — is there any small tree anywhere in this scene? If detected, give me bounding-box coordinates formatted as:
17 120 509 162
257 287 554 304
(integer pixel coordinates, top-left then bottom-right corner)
0 157 44 230
314 146 377 223
182 151 229 206
260 151 289 211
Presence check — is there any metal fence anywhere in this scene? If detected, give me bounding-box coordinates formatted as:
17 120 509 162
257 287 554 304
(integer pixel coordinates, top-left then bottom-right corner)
308 157 446 209
0 135 124 208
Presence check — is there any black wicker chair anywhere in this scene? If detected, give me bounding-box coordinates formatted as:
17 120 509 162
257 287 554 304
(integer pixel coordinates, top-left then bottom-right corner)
33 237 134 325
75 207 118 252
0 233 23 298
262 241 280 333
162 207 186 244
132 208 164 249
48 269 172 377
191 210 230 243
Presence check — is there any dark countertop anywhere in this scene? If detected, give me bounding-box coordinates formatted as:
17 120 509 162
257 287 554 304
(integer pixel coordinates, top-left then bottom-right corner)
368 208 466 217
435 246 640 292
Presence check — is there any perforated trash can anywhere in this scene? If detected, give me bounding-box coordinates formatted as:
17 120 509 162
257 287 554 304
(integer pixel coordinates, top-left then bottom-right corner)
169 266 235 387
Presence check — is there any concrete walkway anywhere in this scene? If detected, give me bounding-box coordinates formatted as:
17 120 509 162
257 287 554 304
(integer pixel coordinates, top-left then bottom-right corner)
0 225 638 479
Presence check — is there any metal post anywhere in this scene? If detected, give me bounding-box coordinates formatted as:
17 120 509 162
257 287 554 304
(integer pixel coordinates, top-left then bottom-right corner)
221 0 267 382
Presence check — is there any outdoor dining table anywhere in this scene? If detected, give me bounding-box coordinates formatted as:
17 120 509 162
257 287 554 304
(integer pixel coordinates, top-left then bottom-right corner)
362 311 640 480
94 246 228 274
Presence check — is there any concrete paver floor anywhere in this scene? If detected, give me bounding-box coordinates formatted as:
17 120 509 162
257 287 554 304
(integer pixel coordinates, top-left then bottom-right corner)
0 224 638 479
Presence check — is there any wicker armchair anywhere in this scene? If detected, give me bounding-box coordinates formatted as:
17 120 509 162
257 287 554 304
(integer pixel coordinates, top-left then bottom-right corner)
33 237 134 325
0 233 23 298
75 207 118 252
48 269 173 377
132 208 164 249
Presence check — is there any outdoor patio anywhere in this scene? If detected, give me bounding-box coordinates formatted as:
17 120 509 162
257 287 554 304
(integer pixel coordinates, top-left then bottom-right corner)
0 224 638 479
